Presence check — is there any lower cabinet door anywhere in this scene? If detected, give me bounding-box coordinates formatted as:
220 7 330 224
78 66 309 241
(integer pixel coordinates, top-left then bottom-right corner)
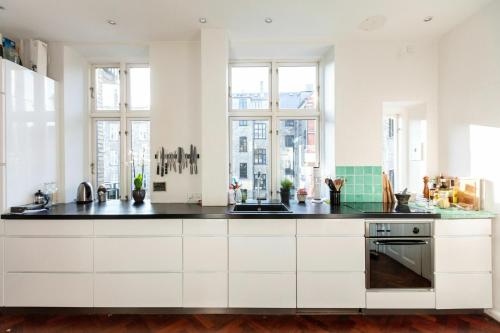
5 273 93 307
183 272 228 308
436 273 492 309
94 273 182 307
229 273 296 308
297 272 365 308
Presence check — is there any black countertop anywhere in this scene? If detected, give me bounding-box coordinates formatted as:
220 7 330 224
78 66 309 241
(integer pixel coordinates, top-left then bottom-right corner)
1 200 440 220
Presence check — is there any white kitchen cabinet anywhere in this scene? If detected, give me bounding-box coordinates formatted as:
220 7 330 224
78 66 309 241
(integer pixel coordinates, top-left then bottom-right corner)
184 236 227 271
434 219 491 236
0 236 3 306
183 272 228 307
229 273 296 308
94 219 182 236
229 219 295 235
5 219 93 236
5 237 93 272
94 237 182 272
183 219 227 235
297 236 365 271
435 273 492 309
435 236 491 272
229 237 296 272
297 219 364 236
5 273 93 307
94 273 182 307
297 272 365 308
366 291 436 309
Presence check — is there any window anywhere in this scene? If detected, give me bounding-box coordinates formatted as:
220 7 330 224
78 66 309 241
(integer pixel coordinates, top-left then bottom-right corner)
239 163 248 179
228 62 319 199
254 148 266 165
253 173 267 191
90 63 151 200
278 65 317 110
230 65 270 110
239 136 248 152
254 122 266 139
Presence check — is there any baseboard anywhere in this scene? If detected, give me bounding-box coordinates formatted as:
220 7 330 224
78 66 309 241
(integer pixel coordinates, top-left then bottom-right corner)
485 309 500 322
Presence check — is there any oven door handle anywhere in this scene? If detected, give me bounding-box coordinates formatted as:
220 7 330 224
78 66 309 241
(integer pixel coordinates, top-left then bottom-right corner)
373 240 429 245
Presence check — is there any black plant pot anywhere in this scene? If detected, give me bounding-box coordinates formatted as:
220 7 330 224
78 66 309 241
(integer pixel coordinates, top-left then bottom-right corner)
132 189 146 204
280 189 290 205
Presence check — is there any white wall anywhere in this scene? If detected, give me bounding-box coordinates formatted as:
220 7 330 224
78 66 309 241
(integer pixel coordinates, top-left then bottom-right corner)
48 43 89 203
334 40 439 177
150 42 201 203
438 0 500 320
200 29 229 206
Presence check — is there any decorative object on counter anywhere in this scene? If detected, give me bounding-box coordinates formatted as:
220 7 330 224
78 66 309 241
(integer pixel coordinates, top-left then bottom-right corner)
311 167 323 203
423 176 430 199
228 186 235 205
297 188 308 203
241 189 247 203
2 36 21 64
394 188 411 205
76 181 94 204
132 174 146 204
33 190 49 207
280 178 293 205
154 145 200 177
325 177 343 206
382 172 395 203
97 185 107 203
43 182 57 207
335 166 383 202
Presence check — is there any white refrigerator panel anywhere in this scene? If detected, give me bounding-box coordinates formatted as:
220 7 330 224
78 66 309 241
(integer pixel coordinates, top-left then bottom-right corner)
4 61 58 207
0 60 5 93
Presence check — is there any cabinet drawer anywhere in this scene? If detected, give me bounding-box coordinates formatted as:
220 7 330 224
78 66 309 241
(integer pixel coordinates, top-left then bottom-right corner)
297 272 365 308
436 273 492 309
435 237 491 272
5 273 93 307
297 219 364 236
435 219 491 236
229 273 296 308
94 273 182 307
94 237 182 272
184 237 227 271
366 291 435 309
183 272 228 308
229 237 295 272
229 219 295 235
5 219 93 236
94 219 182 236
297 237 364 271
183 219 227 235
5 238 92 272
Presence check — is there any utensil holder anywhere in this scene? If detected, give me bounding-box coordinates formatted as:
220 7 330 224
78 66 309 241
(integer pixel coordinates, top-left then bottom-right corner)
330 190 341 206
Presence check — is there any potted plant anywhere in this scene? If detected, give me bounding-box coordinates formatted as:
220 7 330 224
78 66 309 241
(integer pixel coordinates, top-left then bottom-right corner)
132 173 146 203
297 188 308 203
280 178 293 204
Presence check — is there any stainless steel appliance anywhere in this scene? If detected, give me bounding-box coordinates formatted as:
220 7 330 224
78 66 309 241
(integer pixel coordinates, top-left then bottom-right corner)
365 220 433 290
76 182 94 204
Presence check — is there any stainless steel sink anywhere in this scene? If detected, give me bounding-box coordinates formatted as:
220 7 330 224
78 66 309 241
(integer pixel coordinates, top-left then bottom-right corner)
230 203 292 214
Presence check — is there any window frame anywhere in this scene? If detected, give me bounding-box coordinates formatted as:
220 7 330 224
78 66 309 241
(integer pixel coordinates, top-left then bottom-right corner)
126 63 151 112
89 62 151 200
228 60 320 199
228 63 272 112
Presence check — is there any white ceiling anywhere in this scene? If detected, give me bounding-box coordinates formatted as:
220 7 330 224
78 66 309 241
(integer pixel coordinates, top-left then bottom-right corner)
0 0 492 44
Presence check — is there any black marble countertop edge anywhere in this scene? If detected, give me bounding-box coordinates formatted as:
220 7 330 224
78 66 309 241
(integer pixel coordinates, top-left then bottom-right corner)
1 201 441 220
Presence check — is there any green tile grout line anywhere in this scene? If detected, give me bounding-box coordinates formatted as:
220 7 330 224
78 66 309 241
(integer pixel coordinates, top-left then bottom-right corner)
335 166 383 202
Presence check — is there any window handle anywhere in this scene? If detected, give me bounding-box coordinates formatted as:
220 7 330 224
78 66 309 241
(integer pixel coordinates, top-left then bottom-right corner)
90 87 95 99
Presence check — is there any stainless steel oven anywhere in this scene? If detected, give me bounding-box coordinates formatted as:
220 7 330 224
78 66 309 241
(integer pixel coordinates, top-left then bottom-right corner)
365 221 433 290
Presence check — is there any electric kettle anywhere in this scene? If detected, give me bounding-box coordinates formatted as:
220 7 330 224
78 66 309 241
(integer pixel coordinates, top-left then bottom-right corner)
76 182 94 204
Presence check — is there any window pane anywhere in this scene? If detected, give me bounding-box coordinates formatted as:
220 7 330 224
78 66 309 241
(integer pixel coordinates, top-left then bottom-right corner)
278 119 317 196
95 67 120 111
130 121 151 195
96 120 121 199
231 119 270 199
129 67 151 111
278 66 317 109
231 66 270 110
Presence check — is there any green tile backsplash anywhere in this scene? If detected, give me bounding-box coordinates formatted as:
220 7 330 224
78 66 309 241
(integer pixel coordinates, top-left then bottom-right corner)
335 166 383 202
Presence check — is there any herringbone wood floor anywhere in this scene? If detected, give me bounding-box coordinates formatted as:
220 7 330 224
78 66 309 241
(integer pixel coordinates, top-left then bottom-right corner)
0 314 499 333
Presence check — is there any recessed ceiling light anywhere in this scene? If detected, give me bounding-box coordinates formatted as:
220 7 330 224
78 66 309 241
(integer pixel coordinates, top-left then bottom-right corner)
106 19 117 25
199 17 207 24
358 15 387 31
423 16 433 22
264 17 273 23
